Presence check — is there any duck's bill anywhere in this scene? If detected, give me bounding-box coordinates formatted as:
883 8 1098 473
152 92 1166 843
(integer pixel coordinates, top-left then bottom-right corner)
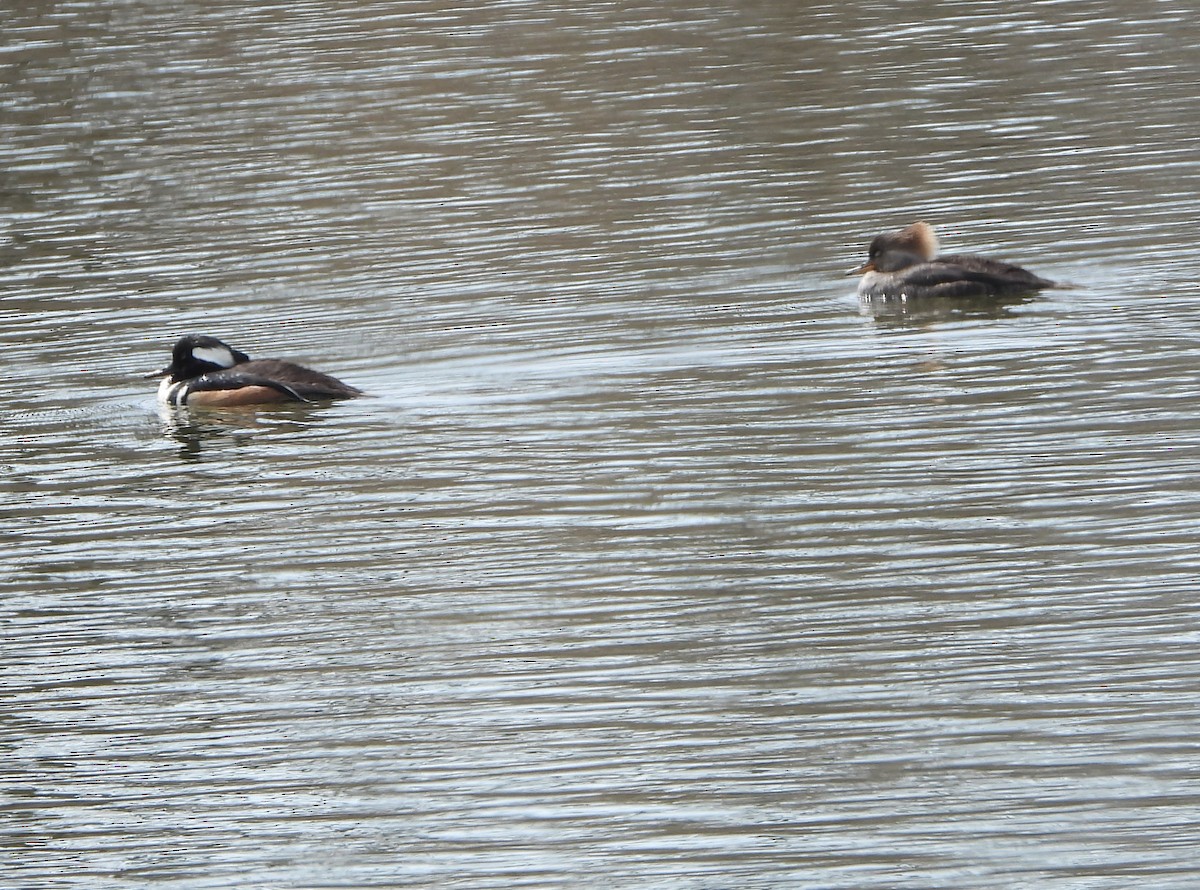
847 261 875 276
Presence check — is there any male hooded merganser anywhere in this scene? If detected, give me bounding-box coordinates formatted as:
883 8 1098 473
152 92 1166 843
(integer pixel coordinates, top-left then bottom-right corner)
850 222 1058 299
151 335 362 406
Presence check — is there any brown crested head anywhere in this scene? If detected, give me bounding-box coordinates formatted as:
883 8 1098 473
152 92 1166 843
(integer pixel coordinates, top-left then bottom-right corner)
851 221 939 276
873 221 939 261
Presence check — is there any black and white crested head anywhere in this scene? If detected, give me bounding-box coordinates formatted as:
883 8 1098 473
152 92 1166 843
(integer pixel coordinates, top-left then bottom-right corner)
166 335 251 381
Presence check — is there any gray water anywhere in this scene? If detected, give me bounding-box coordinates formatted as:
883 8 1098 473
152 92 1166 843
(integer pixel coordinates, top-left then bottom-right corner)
4 1 1200 887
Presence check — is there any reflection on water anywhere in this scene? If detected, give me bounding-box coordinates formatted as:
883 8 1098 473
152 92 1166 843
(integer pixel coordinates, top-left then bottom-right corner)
6 0 1200 887
859 291 1039 325
157 405 332 461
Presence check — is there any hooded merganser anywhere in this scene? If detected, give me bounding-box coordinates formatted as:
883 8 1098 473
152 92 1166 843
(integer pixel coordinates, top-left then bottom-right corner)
151 335 363 406
850 222 1058 299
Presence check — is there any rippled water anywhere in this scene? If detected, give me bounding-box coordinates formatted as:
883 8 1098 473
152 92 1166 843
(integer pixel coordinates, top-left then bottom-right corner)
5 1 1200 887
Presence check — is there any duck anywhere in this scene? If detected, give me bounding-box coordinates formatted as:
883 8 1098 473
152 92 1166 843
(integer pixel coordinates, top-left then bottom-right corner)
150 335 362 406
850 222 1058 299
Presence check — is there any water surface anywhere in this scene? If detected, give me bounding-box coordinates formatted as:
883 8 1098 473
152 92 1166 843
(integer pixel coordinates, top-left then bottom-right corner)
4 1 1200 887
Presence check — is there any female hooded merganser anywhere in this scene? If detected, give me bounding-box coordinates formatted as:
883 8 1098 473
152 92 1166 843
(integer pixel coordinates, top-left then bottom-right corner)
151 335 362 406
851 222 1058 299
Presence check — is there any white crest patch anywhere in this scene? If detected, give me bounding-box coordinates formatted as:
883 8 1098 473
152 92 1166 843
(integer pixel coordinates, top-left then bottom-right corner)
192 345 237 368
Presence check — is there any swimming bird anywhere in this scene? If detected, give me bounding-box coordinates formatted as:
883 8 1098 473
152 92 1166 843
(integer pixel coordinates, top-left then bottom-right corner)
850 222 1057 299
151 335 362 406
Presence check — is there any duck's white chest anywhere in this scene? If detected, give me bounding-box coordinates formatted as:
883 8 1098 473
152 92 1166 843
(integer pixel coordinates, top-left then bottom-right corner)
157 377 188 405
